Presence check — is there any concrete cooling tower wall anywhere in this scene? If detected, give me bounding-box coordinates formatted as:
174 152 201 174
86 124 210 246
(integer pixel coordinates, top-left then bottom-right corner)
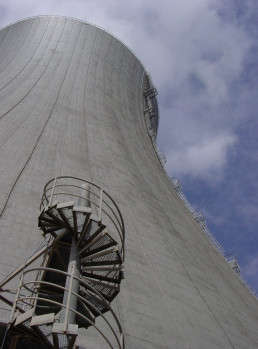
0 16 257 349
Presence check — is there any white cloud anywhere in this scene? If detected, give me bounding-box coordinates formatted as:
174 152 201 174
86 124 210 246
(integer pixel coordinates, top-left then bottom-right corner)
166 134 237 181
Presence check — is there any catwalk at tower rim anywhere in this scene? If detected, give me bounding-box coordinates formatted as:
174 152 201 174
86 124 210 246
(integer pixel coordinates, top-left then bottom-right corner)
0 16 257 349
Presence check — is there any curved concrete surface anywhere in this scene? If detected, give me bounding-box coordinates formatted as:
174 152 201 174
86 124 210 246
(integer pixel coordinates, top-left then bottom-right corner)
0 16 257 349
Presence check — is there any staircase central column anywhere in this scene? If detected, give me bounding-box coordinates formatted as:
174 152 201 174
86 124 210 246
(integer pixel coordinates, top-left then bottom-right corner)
60 238 80 326
60 183 91 326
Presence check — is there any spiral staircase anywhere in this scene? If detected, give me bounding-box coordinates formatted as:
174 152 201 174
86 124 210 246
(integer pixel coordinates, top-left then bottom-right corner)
0 177 125 349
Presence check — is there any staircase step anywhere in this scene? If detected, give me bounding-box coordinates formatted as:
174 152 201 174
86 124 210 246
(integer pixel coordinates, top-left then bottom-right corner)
81 277 120 301
41 226 63 234
38 215 62 226
15 308 34 326
82 259 121 267
77 215 96 245
84 301 108 317
81 246 118 262
82 266 123 272
79 230 108 255
82 272 121 284
82 277 120 292
73 207 92 240
81 240 118 257
39 220 61 228
44 209 64 227
79 289 109 316
30 313 55 327
77 298 96 325
57 208 74 233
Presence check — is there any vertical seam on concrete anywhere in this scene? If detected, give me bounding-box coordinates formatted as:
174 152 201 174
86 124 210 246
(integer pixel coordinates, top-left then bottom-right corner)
0 18 50 92
0 18 69 219
0 26 10 55
58 22 84 176
81 27 99 183
0 19 65 121
0 19 33 75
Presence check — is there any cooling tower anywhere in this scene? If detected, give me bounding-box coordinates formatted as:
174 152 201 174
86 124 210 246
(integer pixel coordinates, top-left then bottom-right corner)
0 16 257 349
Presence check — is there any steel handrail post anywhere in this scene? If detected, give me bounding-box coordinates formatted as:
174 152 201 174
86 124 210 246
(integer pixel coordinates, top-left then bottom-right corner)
98 188 103 222
9 272 24 323
64 264 75 332
49 177 57 207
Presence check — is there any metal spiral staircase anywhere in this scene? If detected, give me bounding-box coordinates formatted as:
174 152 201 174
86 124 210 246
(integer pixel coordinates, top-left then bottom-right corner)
0 176 125 349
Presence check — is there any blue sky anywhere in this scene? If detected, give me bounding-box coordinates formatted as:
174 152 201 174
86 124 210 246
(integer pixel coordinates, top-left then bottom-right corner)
0 0 257 294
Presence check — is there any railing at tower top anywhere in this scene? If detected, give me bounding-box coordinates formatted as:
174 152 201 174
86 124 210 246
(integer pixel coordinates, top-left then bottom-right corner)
40 176 125 262
172 178 196 215
143 73 159 144
225 253 241 274
171 177 258 299
142 73 170 174
192 211 225 257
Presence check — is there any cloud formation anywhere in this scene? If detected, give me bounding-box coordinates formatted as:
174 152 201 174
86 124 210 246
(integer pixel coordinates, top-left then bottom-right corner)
166 134 237 180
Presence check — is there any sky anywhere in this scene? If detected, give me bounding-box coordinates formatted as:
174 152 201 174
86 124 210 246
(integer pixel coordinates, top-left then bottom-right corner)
0 0 257 294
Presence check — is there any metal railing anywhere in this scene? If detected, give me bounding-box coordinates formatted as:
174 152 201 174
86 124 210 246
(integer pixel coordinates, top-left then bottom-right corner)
156 150 167 167
40 176 125 262
172 178 196 215
10 267 125 349
171 177 257 299
225 253 241 274
193 211 225 257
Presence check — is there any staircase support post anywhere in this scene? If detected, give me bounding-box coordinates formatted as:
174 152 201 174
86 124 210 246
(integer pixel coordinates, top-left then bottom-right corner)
60 238 80 330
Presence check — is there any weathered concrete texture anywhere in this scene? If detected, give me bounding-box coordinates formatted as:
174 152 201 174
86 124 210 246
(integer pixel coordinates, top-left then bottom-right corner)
0 16 257 348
